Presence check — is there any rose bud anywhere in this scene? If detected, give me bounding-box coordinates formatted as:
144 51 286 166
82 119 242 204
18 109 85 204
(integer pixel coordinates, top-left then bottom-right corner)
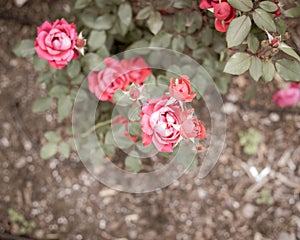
271 38 280 48
76 38 85 48
169 76 196 102
129 87 141 100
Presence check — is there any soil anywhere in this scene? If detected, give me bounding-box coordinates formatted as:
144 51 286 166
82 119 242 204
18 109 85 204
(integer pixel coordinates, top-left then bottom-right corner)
0 0 299 240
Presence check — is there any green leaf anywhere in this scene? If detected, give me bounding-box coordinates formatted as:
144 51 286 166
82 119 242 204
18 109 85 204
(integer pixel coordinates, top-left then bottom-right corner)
94 14 115 30
253 9 276 32
275 18 287 35
112 90 123 103
37 72 52 83
40 143 57 160
49 85 69 98
259 1 278 12
112 124 134 148
247 33 260 53
174 12 186 33
173 0 193 9
103 144 115 157
127 39 149 50
58 142 70 158
147 11 163 35
67 60 81 78
283 6 300 18
128 121 141 137
275 59 300 81
279 43 300 62
57 95 73 120
45 131 61 143
262 61 275 82
125 154 142 173
227 0 253 12
72 74 85 85
136 6 152 20
105 131 115 145
150 31 172 48
128 106 141 121
12 39 35 57
33 55 48 71
32 97 52 113
81 53 102 72
74 0 92 9
118 3 132 26
88 30 106 51
215 74 232 94
224 52 251 75
226 15 252 48
172 35 185 52
185 36 198 50
249 57 262 81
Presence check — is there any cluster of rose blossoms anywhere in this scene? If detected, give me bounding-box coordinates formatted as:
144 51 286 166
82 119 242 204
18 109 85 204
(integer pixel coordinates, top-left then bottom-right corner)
88 57 206 152
199 0 281 32
141 76 206 152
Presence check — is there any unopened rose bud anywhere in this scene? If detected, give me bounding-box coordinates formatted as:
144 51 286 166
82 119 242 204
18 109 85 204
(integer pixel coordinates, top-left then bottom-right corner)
129 87 140 100
274 9 281 16
271 38 279 48
159 10 168 15
76 38 86 48
261 40 269 48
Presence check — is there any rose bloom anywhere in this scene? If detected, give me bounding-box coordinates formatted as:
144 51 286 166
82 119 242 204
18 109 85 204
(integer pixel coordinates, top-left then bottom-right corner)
169 76 196 102
141 96 182 152
272 84 300 107
214 2 236 32
199 0 219 9
88 57 151 102
35 19 78 69
181 117 206 140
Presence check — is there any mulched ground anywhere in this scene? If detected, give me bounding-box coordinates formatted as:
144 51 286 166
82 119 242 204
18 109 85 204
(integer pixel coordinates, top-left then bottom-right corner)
0 0 299 239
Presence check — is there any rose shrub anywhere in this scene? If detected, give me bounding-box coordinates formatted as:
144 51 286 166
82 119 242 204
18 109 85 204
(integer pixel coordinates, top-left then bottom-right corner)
12 0 300 171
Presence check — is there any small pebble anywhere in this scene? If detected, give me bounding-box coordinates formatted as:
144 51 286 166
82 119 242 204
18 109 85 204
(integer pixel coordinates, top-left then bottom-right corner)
269 112 280 122
222 102 238 114
14 0 28 7
242 203 256 219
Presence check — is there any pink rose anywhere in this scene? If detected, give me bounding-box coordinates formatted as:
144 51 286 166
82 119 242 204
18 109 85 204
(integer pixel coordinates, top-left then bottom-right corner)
35 19 78 69
181 116 206 140
272 84 300 107
199 0 219 9
214 2 236 32
88 57 151 102
141 96 181 152
169 76 196 102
